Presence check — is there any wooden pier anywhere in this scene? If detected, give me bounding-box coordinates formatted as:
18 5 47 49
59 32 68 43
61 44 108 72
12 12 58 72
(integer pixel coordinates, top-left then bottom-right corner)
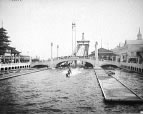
94 67 143 102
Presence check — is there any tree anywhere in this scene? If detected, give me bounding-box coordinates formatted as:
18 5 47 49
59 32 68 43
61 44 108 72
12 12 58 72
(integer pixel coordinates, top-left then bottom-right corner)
0 27 11 55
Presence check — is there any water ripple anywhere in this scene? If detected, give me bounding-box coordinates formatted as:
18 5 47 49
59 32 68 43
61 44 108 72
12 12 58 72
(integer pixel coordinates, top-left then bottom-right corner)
0 69 142 113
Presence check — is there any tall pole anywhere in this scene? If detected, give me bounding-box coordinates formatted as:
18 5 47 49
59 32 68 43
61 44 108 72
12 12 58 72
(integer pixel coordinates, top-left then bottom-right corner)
72 23 74 55
95 41 98 65
101 38 102 48
57 45 59 58
75 23 76 56
51 42 53 60
72 22 76 56
82 33 85 57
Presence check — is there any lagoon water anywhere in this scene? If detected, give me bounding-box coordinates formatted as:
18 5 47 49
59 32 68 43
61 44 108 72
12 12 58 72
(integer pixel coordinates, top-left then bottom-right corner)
0 68 143 113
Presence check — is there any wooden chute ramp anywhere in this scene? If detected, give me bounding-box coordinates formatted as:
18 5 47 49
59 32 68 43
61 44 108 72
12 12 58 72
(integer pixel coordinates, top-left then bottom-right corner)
94 67 143 102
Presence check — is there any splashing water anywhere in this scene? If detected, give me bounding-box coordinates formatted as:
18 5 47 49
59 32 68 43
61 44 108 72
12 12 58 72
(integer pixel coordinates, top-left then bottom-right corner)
62 68 82 76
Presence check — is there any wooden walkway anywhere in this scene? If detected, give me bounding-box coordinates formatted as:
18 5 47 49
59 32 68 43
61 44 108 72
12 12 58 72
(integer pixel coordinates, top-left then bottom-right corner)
94 67 143 102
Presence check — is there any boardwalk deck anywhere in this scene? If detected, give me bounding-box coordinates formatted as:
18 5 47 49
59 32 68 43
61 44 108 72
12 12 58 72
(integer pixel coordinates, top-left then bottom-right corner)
94 67 143 102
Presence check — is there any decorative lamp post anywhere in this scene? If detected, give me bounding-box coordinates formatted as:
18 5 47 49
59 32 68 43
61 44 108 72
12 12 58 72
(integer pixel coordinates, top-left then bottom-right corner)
51 42 53 60
57 45 59 59
95 41 98 65
74 23 76 55
72 22 76 56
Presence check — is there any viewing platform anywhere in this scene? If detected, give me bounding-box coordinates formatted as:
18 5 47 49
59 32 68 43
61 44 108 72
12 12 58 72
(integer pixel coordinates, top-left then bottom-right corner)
94 66 143 102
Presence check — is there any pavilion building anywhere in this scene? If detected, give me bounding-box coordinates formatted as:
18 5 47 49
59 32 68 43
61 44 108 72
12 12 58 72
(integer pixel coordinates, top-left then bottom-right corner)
112 28 143 64
0 26 30 64
89 47 117 61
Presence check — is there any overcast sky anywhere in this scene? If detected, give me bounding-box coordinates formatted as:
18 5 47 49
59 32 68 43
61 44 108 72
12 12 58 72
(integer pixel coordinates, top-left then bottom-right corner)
0 0 143 59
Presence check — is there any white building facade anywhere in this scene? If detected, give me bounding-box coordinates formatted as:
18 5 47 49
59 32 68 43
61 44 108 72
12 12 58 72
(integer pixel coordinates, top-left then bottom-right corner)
112 28 143 74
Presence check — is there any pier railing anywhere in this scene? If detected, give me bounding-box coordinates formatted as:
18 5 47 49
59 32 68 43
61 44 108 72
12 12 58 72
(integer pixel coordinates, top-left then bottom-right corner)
0 62 31 71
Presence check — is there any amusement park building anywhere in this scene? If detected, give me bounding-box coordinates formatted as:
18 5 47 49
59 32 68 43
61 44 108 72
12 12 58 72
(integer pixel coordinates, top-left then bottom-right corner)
89 48 117 61
112 28 143 64
0 27 30 64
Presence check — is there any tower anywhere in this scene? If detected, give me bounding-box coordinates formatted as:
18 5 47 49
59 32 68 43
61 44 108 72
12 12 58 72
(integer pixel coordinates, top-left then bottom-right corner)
72 22 76 55
76 33 90 57
137 28 142 40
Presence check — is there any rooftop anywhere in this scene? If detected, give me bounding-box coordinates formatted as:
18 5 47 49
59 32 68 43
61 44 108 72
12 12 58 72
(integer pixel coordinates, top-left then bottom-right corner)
125 40 143 45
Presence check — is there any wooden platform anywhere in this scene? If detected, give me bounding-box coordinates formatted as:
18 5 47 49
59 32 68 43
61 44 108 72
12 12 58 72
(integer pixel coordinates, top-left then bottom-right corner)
94 67 143 102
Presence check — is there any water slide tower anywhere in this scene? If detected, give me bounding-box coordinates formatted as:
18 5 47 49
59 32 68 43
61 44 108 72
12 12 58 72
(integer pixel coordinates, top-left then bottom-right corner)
76 33 90 57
